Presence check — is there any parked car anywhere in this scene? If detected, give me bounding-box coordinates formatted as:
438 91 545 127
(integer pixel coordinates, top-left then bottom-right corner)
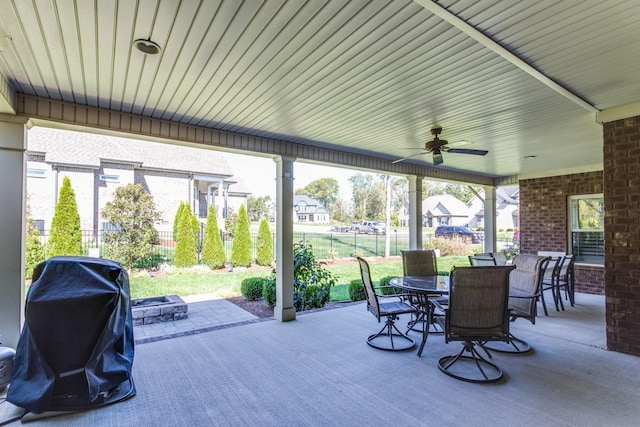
434 225 483 243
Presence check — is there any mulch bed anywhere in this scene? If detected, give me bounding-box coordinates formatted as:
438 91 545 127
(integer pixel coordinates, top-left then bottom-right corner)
226 296 358 319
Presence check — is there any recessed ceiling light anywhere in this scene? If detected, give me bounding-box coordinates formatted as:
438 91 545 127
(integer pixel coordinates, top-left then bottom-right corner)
133 38 161 55
523 155 537 159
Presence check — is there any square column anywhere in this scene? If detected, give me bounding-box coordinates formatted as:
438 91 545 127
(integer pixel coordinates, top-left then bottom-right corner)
408 176 423 249
483 185 497 253
0 117 28 348
274 156 296 321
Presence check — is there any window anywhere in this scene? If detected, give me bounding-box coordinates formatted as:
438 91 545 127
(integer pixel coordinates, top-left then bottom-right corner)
569 195 604 264
99 174 119 182
27 168 46 178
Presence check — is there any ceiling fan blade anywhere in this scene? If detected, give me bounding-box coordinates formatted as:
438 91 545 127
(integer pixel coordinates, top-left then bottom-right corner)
392 151 428 164
445 148 489 156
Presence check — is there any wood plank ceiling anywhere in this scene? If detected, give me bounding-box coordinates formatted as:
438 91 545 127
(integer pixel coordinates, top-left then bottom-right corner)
1 0 639 182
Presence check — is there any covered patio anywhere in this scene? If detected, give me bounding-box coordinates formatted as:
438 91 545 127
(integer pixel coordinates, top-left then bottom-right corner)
1 4 640 419
4 292 640 426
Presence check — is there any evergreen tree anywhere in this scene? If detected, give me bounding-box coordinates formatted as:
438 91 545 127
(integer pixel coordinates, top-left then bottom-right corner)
101 184 160 269
255 218 273 266
173 201 188 241
191 212 202 252
47 176 82 257
230 204 252 267
201 204 226 269
25 200 45 279
174 204 197 267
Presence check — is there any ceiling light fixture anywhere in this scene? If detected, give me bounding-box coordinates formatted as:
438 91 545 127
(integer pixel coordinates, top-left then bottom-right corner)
133 38 161 55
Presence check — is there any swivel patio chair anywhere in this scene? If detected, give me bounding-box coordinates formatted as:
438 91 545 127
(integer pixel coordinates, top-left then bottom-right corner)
435 266 514 383
555 254 576 309
357 257 417 351
541 256 565 312
468 255 497 266
401 250 445 335
483 254 550 354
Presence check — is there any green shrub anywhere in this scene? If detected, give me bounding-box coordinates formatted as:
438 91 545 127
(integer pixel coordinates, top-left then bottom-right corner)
47 176 82 258
425 237 475 257
173 202 188 241
255 218 273 266
379 275 402 295
263 278 276 307
264 241 337 311
201 204 226 269
231 204 252 267
241 277 266 301
348 279 366 301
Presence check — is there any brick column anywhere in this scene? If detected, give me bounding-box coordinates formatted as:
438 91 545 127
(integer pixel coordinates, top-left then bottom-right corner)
603 115 640 356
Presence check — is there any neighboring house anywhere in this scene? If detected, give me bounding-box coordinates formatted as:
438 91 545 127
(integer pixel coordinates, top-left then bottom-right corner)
26 127 250 234
467 185 520 230
293 195 330 224
422 194 469 227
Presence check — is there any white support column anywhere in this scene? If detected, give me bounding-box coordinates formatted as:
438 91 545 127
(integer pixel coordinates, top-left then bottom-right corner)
483 185 497 253
0 116 28 348
408 175 423 249
216 178 225 231
274 156 296 322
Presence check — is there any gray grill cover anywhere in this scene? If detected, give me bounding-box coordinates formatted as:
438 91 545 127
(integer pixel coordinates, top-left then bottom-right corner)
8 256 135 414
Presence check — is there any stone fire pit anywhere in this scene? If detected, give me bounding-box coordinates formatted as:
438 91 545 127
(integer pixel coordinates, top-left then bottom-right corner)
131 294 188 326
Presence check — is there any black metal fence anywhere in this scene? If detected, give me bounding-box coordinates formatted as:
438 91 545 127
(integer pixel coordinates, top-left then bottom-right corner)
35 230 516 269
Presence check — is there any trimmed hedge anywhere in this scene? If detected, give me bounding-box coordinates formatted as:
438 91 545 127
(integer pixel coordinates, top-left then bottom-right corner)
241 277 266 301
349 279 366 301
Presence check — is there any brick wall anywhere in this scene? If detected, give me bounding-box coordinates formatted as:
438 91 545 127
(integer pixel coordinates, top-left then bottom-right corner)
519 171 604 294
603 115 640 356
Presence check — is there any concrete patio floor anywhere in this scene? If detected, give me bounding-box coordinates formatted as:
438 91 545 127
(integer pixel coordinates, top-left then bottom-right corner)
3 292 639 426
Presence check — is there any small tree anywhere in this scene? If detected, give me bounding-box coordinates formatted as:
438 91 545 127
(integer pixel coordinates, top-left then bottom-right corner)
255 218 273 266
230 204 252 267
101 183 160 269
191 212 202 252
173 202 188 241
47 176 83 257
201 204 226 269
174 205 198 267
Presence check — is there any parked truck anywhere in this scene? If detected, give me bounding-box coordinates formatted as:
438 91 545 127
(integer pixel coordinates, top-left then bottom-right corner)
351 221 386 234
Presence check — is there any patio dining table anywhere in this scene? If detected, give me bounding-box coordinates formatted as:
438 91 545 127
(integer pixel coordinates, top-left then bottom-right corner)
390 275 449 357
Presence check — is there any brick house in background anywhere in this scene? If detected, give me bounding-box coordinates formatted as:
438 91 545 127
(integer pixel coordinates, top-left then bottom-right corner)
293 195 330 224
26 127 250 235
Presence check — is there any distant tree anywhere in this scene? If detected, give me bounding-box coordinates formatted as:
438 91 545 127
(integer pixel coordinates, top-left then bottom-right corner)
349 173 374 220
255 218 273 266
329 197 350 223
174 205 198 267
231 204 252 267
101 183 160 269
295 178 339 210
201 204 226 269
47 176 83 258
25 200 45 279
247 195 271 221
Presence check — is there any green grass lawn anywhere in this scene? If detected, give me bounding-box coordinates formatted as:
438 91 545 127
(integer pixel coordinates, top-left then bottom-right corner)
129 256 470 302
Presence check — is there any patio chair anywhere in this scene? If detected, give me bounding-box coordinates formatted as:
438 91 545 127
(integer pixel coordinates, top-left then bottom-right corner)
555 254 576 309
401 250 445 334
483 254 550 354
435 266 514 383
490 252 509 266
357 257 417 351
541 256 565 312
469 255 497 266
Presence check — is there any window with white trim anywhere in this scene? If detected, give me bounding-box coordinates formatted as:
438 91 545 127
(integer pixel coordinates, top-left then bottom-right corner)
99 174 119 182
568 195 604 264
27 168 46 178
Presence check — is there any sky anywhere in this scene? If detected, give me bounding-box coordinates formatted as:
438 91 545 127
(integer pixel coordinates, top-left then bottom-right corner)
222 152 365 199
